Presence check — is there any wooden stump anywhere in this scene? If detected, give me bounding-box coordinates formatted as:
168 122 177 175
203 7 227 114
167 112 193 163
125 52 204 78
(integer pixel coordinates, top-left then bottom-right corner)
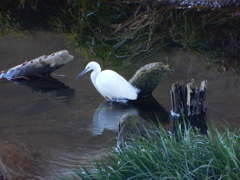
170 79 208 134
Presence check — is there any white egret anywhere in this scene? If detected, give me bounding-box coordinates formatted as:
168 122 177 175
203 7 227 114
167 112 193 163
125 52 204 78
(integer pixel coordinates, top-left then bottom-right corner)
76 61 139 101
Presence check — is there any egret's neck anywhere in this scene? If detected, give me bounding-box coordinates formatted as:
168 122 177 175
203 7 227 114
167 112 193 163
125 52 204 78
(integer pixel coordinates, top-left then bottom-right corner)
90 64 101 89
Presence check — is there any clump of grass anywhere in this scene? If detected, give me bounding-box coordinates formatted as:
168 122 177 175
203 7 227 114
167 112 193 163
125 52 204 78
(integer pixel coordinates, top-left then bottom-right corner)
1 1 240 73
0 10 24 36
52 1 240 72
61 124 240 180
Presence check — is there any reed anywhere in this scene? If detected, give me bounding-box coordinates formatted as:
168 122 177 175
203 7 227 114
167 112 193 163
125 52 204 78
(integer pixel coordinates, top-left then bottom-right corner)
59 123 240 179
1 1 240 73
52 1 240 70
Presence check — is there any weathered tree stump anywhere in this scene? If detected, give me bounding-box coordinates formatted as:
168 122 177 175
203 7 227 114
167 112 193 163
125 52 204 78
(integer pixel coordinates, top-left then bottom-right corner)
117 79 208 147
170 79 207 116
170 79 208 134
0 50 74 80
129 62 169 97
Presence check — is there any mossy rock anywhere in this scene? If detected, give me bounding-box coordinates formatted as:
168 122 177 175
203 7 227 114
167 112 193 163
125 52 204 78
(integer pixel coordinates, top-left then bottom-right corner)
118 113 159 147
129 62 168 98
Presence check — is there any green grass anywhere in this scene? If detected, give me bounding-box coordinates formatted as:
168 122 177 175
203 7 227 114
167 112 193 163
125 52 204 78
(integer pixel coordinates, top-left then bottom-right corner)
52 1 240 71
59 123 240 180
1 1 240 74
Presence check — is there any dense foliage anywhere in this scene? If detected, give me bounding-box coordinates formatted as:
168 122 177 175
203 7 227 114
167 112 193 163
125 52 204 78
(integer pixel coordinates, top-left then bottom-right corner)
62 125 240 180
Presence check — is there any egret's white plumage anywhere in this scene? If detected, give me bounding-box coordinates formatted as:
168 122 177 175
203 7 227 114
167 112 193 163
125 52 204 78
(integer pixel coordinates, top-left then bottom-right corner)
76 61 139 101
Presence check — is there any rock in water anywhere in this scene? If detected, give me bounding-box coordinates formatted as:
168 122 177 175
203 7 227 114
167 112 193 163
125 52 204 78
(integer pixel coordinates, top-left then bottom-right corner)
118 113 159 148
0 50 74 80
129 62 168 97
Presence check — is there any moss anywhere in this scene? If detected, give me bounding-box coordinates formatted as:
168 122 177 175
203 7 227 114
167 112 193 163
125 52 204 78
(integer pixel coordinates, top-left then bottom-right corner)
129 62 169 97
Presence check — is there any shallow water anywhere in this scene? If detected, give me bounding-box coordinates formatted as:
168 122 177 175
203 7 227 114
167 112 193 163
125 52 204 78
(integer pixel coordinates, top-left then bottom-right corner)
0 32 239 179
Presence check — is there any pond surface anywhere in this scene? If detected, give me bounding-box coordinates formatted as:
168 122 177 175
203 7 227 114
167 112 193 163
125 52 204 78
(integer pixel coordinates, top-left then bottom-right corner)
0 31 239 180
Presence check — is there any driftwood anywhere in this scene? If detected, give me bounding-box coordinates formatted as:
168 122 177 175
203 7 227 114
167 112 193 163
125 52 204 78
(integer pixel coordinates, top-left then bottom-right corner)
170 79 208 134
0 50 74 80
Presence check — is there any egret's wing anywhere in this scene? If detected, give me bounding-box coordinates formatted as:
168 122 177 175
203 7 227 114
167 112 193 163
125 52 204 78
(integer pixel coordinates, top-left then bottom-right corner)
96 70 138 100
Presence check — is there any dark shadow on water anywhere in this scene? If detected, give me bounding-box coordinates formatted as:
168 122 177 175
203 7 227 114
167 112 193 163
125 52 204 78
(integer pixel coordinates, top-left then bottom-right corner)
91 96 169 135
172 112 208 135
130 96 169 124
11 77 75 99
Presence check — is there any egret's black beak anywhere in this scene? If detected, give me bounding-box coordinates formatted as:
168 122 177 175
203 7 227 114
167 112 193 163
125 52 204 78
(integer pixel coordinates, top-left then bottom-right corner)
76 68 91 79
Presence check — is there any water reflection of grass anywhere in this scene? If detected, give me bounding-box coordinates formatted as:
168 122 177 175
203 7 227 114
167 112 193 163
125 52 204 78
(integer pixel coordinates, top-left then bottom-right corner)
60 124 240 180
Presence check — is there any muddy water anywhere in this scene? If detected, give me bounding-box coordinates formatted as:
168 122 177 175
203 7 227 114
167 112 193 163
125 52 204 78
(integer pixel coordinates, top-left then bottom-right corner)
0 32 239 179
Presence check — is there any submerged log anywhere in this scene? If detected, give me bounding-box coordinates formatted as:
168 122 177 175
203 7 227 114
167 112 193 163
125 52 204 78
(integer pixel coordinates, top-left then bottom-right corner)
129 62 168 97
0 50 74 80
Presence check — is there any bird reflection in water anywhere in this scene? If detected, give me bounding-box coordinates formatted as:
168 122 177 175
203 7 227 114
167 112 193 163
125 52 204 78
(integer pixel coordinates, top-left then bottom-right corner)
75 61 170 135
91 96 169 135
